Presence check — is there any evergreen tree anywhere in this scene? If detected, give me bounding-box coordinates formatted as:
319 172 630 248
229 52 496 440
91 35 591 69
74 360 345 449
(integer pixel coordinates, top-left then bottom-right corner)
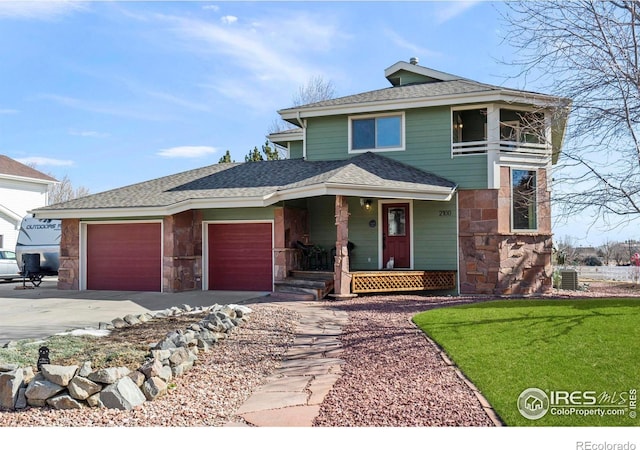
244 141 280 162
244 146 264 162
218 150 234 163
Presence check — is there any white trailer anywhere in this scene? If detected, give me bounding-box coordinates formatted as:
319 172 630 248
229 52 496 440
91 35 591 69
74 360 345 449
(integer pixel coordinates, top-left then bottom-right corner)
15 216 61 285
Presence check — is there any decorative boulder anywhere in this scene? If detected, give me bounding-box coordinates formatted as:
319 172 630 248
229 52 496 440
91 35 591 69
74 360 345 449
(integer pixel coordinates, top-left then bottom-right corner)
41 364 78 387
0 369 24 410
99 377 146 410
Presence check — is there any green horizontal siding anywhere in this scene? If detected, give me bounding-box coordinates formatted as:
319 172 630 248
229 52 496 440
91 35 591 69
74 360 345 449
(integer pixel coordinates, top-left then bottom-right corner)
413 198 458 270
288 141 304 159
346 197 379 270
202 207 275 222
306 196 458 272
303 107 487 189
306 116 349 161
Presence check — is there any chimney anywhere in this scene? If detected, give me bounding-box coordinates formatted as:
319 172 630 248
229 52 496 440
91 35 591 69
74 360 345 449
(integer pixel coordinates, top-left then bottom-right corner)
409 57 419 65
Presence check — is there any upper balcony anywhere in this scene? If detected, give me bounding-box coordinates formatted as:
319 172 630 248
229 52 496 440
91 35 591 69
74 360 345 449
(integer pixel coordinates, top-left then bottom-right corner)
451 106 552 166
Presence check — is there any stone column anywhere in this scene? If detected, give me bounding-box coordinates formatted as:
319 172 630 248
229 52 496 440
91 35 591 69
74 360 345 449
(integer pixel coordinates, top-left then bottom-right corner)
333 195 354 298
58 219 80 290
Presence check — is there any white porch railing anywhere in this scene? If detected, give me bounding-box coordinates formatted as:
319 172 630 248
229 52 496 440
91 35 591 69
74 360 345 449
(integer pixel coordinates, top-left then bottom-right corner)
452 140 551 158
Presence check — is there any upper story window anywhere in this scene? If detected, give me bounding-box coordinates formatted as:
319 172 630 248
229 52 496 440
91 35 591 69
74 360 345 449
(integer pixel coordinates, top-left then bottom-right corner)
500 109 545 145
512 169 538 231
452 108 487 144
349 113 404 153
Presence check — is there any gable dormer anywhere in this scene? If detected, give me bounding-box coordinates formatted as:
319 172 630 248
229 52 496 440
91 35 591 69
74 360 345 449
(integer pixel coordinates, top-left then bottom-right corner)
384 58 462 86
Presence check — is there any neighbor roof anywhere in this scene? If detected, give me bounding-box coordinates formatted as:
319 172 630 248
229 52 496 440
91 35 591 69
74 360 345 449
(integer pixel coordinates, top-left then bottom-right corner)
32 152 457 219
0 155 58 184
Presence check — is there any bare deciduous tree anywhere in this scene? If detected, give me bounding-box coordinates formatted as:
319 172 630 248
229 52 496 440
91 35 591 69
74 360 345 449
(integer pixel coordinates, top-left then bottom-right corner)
48 174 90 205
501 0 640 230
268 75 336 137
291 75 336 107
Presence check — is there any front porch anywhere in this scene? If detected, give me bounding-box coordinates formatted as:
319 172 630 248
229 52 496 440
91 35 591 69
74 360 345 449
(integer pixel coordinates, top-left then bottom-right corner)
272 192 459 300
351 270 457 294
272 269 457 300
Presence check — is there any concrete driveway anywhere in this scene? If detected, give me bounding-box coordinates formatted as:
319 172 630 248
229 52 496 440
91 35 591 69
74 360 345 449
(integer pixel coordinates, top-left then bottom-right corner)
0 278 269 345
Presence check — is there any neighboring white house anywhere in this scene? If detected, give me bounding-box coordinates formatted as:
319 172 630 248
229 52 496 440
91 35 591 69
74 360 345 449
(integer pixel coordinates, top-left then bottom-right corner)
0 155 58 251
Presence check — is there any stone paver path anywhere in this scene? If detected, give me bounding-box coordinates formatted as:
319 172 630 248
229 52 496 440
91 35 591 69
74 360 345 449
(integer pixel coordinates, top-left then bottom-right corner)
225 300 348 427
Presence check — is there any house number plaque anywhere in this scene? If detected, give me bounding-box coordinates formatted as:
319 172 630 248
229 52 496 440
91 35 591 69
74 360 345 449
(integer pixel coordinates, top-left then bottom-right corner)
369 219 377 228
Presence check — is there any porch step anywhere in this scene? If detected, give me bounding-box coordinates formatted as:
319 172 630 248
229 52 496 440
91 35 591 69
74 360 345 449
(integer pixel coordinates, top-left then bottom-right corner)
268 291 316 301
289 270 334 281
273 275 334 300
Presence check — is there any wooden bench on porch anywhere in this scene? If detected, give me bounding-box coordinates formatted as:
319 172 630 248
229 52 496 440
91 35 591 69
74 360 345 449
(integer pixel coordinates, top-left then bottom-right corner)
350 270 456 294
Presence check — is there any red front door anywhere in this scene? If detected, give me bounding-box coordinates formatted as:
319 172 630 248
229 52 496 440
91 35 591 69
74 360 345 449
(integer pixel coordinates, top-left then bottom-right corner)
382 203 411 269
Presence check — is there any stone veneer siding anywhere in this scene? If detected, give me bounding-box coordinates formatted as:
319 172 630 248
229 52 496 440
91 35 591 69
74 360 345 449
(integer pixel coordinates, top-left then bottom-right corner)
273 206 308 281
163 210 203 293
458 167 553 295
58 212 204 292
58 219 80 290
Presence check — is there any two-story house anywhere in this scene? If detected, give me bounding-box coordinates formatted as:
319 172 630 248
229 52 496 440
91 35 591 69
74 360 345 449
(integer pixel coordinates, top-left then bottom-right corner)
32 59 569 297
0 155 58 252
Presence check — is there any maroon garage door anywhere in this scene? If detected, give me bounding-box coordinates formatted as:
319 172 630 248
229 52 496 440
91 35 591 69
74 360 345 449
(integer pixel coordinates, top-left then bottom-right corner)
86 223 162 291
208 223 272 291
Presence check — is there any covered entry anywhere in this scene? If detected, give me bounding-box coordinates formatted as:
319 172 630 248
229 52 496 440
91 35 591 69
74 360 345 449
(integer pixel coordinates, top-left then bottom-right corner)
85 222 162 291
207 222 273 291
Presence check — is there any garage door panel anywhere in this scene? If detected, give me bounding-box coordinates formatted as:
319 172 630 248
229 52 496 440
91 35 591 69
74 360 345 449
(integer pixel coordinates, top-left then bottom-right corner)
208 223 272 291
87 223 161 291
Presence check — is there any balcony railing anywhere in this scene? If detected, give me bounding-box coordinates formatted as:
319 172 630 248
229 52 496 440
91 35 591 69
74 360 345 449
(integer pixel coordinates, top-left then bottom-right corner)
452 140 551 158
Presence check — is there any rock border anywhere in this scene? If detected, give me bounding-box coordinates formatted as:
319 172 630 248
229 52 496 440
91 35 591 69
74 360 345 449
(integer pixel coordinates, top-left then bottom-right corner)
0 303 253 411
409 318 504 427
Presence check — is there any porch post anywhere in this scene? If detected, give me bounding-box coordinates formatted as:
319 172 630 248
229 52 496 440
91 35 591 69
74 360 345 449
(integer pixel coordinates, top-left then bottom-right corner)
333 195 354 298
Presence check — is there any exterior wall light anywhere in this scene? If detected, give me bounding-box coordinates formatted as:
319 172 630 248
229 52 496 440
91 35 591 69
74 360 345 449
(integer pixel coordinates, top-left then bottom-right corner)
360 198 373 211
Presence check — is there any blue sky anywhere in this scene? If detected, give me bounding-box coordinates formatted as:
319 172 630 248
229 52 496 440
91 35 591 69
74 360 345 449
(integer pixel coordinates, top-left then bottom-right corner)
0 0 637 246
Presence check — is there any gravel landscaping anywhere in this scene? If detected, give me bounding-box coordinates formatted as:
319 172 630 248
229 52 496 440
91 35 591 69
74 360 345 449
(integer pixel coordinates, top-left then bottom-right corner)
1 280 638 427
313 294 497 427
0 304 299 426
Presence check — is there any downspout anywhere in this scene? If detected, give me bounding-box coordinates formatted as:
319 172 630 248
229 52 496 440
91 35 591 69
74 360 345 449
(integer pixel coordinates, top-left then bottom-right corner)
296 111 307 160
455 191 461 295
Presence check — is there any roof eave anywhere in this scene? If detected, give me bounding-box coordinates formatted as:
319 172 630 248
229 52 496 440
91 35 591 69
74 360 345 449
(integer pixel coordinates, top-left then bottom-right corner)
279 90 566 120
31 181 458 220
0 173 59 186
384 61 462 82
273 182 457 203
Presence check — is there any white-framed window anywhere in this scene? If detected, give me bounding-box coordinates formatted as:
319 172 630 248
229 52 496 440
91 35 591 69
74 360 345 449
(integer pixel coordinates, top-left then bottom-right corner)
511 168 538 231
452 107 487 144
349 113 404 153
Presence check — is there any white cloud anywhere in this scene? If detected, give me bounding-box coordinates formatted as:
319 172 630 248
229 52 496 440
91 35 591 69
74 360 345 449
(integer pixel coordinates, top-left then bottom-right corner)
68 129 110 138
156 146 217 159
202 5 220 12
383 29 441 60
0 0 87 20
0 108 18 114
433 1 480 25
220 15 237 25
145 90 211 112
159 11 343 86
38 93 175 121
16 156 74 167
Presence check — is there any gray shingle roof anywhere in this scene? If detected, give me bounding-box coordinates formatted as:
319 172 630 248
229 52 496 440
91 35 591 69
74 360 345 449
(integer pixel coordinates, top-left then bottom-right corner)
34 152 456 216
279 79 552 113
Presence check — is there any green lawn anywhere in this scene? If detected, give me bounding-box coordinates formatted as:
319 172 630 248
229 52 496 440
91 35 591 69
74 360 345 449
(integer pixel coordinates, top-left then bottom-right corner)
412 298 640 426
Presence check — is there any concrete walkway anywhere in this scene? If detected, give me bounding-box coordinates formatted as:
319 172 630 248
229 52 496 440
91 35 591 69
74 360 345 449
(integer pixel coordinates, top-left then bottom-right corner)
226 300 349 427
